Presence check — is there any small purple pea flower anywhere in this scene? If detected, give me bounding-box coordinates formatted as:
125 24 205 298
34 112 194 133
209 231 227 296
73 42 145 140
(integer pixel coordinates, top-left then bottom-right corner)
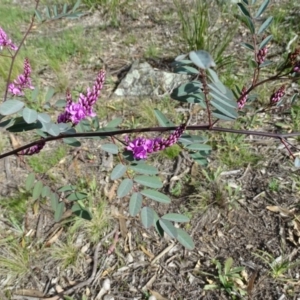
126 124 186 160
57 70 106 125
8 58 34 96
0 27 17 51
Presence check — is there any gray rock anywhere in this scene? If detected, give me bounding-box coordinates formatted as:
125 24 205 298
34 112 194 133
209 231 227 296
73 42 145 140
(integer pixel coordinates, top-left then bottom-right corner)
114 60 189 98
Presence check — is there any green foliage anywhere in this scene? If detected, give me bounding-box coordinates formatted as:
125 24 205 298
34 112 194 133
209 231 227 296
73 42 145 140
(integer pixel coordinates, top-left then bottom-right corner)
0 192 29 230
1 0 300 258
174 0 237 66
203 257 247 297
253 250 300 279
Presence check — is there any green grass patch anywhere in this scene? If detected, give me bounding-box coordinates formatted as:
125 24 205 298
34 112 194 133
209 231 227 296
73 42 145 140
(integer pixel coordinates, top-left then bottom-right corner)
27 145 67 173
0 192 30 230
214 132 262 168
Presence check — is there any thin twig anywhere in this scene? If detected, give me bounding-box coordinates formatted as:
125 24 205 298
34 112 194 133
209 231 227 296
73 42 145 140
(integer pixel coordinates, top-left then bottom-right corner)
2 124 300 160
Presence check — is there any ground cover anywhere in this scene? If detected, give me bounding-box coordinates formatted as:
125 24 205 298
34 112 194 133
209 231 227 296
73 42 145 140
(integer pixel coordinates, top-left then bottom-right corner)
1 0 300 299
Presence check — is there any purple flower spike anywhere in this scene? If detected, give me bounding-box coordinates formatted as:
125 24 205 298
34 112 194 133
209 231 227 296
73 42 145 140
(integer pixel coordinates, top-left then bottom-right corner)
237 87 248 110
0 27 17 51
57 70 106 125
270 85 285 105
126 124 186 160
256 47 268 65
8 58 34 96
20 140 45 156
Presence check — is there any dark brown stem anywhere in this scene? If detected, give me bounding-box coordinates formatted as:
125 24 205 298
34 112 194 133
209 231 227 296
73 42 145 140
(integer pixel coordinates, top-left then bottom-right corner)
2 125 300 159
280 138 295 159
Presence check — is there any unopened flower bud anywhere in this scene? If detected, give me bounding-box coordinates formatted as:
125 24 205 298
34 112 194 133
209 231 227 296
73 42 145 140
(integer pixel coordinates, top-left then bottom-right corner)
237 87 248 110
20 140 45 155
270 85 285 105
256 47 268 65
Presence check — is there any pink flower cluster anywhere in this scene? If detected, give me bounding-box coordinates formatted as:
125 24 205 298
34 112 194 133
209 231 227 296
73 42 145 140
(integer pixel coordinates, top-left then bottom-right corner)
237 86 248 110
8 58 34 96
57 70 106 125
0 27 17 51
22 71 106 155
270 85 285 105
126 124 186 160
256 47 268 65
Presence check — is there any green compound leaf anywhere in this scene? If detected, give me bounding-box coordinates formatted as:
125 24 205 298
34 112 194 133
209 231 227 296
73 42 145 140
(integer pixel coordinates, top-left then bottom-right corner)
134 175 163 189
162 213 190 223
50 192 59 211
117 179 133 198
72 203 92 221
130 162 158 175
106 117 123 128
42 186 51 198
58 185 76 192
237 2 251 18
258 16 273 35
174 65 199 75
255 0 270 18
0 100 24 115
45 87 55 102
240 42 254 51
63 137 81 147
154 109 175 127
189 152 209 166
32 181 43 200
23 107 38 124
66 192 87 201
235 14 255 34
37 112 51 123
102 143 118 154
54 99 66 107
129 192 143 217
180 134 208 145
189 50 216 69
212 111 237 121
141 189 171 204
25 173 35 191
140 206 154 228
259 34 273 49
57 123 70 133
159 219 177 239
186 143 212 151
176 228 195 250
111 164 127 180
211 99 238 119
47 123 60 136
54 202 65 222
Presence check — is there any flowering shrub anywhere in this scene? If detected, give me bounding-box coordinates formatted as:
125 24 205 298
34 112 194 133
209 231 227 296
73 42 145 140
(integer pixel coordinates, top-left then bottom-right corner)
1 0 300 253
